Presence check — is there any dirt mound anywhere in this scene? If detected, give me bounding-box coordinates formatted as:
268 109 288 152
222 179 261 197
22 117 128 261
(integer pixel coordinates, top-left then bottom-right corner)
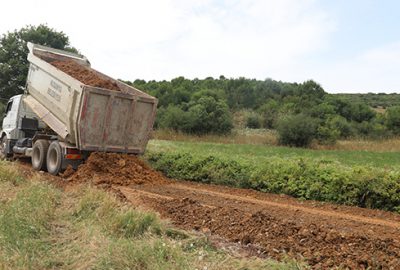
51 60 120 91
67 152 166 186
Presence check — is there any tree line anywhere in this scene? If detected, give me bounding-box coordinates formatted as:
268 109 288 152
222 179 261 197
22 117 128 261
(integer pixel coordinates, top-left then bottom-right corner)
126 77 400 146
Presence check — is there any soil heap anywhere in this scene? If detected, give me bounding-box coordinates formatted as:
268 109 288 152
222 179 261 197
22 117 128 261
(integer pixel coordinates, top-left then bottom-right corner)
67 152 165 186
51 60 121 91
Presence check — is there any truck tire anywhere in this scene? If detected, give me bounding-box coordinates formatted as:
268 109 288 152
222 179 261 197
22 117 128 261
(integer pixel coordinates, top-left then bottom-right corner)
46 141 63 175
32 140 49 171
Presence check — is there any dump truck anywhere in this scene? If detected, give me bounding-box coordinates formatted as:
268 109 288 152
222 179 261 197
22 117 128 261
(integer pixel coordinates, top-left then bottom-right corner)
0 42 157 175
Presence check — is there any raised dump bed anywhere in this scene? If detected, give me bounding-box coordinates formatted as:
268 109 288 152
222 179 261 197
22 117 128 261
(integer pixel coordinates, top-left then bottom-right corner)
25 43 157 154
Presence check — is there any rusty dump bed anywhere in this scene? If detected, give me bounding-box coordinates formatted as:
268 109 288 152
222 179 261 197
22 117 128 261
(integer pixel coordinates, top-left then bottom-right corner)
25 43 157 154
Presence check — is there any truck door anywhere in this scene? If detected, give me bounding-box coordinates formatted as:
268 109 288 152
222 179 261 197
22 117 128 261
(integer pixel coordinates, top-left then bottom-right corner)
2 96 20 139
2 100 15 130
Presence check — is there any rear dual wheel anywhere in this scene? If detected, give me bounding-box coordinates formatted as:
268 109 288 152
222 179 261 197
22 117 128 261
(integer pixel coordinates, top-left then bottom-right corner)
32 140 63 175
32 140 49 171
46 141 63 175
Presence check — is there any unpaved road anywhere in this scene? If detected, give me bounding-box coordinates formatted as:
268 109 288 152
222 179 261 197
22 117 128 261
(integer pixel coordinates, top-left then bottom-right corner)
118 180 400 269
15 154 400 269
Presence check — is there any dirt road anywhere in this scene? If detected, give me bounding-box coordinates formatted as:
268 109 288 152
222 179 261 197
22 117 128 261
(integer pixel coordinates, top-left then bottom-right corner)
17 153 400 269
117 180 400 269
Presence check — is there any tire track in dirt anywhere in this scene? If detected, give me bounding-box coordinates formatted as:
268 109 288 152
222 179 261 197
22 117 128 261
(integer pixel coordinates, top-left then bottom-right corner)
119 182 400 269
171 183 400 229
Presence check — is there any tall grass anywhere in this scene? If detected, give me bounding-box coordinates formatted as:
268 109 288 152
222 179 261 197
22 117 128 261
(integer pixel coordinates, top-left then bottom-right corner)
153 128 278 145
0 163 304 269
0 183 59 269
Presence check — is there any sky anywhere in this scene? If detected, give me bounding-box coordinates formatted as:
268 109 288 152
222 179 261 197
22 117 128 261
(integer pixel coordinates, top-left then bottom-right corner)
0 0 399 93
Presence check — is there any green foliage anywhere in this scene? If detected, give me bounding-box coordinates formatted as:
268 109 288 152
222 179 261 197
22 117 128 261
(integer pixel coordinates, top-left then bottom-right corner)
245 113 262 129
127 75 396 139
184 96 233 134
157 105 187 131
146 149 400 213
385 106 400 134
0 183 59 268
0 24 77 99
258 100 279 128
326 115 353 138
336 93 400 108
277 114 318 147
157 96 233 135
316 125 340 145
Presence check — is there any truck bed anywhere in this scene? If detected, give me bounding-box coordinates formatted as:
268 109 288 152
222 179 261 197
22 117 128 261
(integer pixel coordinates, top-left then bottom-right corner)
25 43 157 154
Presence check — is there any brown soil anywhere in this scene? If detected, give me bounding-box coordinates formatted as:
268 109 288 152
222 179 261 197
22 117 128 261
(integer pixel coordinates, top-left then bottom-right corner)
16 155 400 269
66 152 165 187
50 60 121 91
119 181 400 269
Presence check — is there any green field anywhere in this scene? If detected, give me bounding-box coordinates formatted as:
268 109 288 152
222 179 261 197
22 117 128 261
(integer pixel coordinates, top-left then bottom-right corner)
146 140 400 213
148 140 400 169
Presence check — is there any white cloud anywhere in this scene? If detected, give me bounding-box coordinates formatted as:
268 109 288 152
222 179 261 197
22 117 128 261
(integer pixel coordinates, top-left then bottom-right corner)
1 0 334 85
318 42 400 93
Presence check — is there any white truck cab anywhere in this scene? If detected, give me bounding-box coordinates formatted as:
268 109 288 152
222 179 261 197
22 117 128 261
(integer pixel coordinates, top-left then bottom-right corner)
2 95 44 140
1 94 46 158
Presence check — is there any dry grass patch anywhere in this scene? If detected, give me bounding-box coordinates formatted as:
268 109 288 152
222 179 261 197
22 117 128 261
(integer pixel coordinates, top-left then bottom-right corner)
153 128 278 145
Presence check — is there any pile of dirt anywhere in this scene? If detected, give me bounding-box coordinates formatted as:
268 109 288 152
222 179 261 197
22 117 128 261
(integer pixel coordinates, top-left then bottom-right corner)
50 60 121 91
66 152 166 187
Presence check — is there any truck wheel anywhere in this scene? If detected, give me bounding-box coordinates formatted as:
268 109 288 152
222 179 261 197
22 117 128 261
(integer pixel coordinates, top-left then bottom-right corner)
47 141 63 175
32 140 49 171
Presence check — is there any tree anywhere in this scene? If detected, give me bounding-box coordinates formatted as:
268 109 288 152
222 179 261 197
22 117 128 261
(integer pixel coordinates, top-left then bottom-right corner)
184 96 233 135
0 24 77 99
258 100 279 128
246 113 262 129
386 106 400 135
277 114 318 147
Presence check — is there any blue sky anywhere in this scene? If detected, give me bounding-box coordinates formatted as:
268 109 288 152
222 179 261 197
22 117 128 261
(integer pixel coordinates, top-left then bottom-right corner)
0 0 399 93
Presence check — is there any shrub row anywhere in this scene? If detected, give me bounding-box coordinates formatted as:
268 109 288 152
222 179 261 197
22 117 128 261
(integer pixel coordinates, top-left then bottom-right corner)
145 151 400 213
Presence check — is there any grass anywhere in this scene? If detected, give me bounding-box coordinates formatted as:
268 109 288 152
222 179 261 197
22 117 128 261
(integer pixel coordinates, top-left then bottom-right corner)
147 139 400 169
152 128 278 146
0 160 305 270
153 128 400 153
146 140 400 212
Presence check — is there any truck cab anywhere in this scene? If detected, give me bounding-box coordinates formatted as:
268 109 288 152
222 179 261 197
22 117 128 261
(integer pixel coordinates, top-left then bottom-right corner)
1 95 45 156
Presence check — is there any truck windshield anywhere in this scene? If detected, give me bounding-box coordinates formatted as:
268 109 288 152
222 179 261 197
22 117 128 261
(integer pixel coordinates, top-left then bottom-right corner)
5 100 13 114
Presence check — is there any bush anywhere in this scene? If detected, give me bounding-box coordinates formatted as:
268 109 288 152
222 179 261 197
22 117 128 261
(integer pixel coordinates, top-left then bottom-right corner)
183 96 233 135
157 105 188 131
327 115 353 138
386 106 400 134
258 100 279 128
316 125 340 145
276 114 317 147
146 151 400 213
245 113 261 129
